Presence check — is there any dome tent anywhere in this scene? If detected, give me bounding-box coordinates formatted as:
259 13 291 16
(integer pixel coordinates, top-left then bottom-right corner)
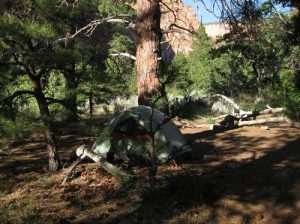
92 106 191 164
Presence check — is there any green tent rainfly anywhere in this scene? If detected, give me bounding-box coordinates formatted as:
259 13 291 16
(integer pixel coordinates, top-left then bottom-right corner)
92 106 192 164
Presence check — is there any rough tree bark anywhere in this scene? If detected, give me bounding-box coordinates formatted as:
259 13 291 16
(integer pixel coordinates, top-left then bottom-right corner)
135 0 162 106
31 77 62 171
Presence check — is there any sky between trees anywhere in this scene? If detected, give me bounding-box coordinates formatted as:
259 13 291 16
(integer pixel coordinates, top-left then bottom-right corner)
183 0 220 23
183 0 290 23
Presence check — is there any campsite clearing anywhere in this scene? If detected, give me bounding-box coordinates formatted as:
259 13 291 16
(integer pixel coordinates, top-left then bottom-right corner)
0 125 299 224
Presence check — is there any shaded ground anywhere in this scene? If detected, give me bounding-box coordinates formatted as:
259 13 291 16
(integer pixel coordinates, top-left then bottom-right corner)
0 125 299 224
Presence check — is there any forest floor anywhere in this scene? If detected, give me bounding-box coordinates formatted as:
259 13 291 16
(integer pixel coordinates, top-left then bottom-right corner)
0 123 299 224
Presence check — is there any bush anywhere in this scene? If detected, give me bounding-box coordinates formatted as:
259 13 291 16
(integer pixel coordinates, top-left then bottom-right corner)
0 114 43 141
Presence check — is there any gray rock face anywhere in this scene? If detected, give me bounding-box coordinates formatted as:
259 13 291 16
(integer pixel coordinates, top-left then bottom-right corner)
212 101 231 114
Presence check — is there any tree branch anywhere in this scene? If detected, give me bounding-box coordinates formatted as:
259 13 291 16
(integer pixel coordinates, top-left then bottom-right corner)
110 52 136 61
160 0 177 22
163 23 196 35
199 0 221 19
56 16 132 42
0 90 36 103
57 0 80 8
269 0 287 25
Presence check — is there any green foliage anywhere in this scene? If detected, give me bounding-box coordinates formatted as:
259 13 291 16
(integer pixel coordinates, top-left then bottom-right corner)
0 0 136 130
188 25 213 91
45 71 65 99
1 0 299 142
98 0 135 16
0 112 43 139
166 25 235 95
164 53 192 95
163 10 299 120
127 68 137 95
109 33 135 53
104 33 136 97
24 22 57 39
0 204 9 224
202 115 215 124
276 65 300 120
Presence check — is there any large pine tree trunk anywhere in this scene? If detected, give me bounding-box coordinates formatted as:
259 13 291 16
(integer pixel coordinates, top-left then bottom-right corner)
135 0 162 106
31 78 61 171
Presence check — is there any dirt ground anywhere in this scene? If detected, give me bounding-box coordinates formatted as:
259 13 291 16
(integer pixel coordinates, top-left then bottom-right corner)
0 125 299 224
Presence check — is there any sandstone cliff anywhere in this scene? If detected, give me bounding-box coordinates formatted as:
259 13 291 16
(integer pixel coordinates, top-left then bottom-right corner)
160 0 200 63
132 1 228 63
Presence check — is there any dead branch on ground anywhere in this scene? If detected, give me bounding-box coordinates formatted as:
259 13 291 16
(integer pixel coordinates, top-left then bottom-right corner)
61 145 132 185
211 94 299 129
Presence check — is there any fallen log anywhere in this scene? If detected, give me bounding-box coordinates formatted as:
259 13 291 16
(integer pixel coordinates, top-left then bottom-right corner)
76 146 132 181
61 157 85 186
284 117 300 128
259 108 284 115
214 107 284 120
212 93 284 119
238 116 299 127
210 94 298 129
240 107 284 119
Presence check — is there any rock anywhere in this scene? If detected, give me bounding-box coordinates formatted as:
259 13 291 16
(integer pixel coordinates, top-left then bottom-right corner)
160 0 200 63
211 101 231 114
